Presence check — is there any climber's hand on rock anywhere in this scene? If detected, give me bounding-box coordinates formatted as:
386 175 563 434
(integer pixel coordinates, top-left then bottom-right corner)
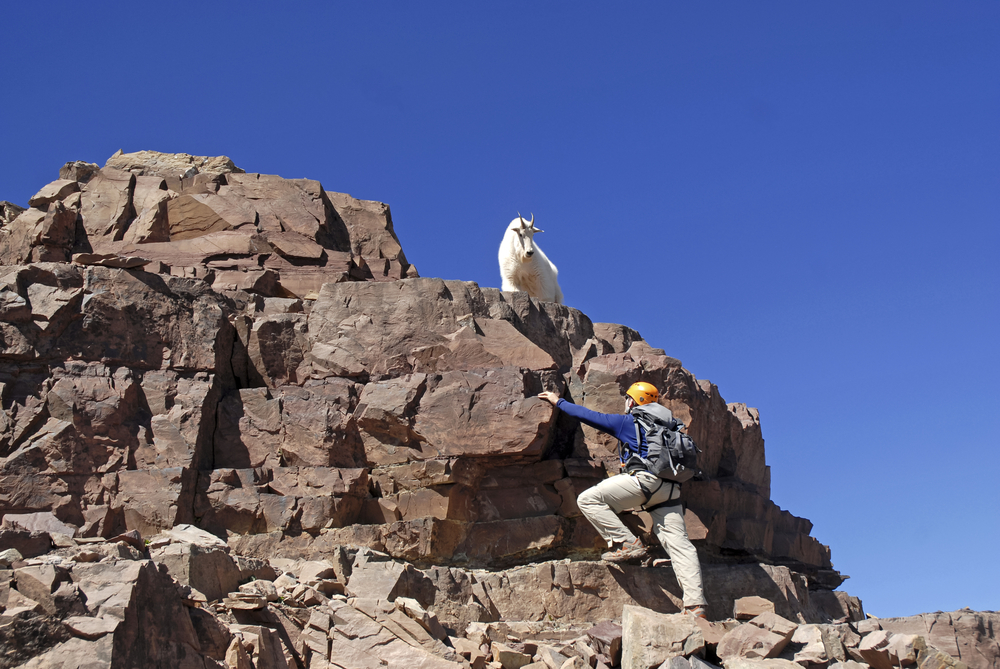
537 391 560 406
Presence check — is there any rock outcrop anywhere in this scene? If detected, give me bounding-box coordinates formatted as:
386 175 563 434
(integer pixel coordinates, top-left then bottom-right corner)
3 151 989 668
0 151 831 584
0 150 415 296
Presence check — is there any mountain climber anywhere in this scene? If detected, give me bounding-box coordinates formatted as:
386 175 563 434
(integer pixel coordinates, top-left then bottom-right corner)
537 383 707 618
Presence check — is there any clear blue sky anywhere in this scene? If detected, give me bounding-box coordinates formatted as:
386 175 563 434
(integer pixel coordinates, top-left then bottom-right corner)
3 2 997 618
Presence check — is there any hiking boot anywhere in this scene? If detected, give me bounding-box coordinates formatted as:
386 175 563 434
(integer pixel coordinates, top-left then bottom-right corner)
601 538 648 563
684 605 708 620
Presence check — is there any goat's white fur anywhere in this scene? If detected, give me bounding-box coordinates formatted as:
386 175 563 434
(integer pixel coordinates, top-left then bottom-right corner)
498 213 563 304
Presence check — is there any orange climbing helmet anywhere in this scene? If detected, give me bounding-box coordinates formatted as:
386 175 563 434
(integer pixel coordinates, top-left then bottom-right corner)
626 382 659 406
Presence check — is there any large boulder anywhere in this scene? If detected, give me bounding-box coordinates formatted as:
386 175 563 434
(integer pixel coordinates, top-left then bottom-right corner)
10 559 208 668
620 605 704 669
148 524 242 603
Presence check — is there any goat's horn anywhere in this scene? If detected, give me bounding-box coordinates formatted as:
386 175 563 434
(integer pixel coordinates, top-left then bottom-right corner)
529 213 534 226
517 212 525 225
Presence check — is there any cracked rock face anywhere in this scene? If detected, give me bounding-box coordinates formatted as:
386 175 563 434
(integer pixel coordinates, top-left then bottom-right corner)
2 151 832 584
1 150 415 294
3 151 994 669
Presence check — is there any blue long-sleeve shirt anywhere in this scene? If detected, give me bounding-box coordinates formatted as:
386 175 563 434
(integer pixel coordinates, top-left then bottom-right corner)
555 398 647 464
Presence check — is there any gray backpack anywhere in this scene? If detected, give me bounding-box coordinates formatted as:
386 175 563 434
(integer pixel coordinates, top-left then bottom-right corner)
629 403 701 483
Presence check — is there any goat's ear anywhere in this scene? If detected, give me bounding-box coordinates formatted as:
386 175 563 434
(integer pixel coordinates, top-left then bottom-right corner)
533 228 544 233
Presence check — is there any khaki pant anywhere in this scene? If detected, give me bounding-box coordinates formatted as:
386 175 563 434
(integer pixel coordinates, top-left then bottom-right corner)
577 471 706 608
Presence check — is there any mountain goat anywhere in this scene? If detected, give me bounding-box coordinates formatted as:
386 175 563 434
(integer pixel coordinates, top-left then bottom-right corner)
498 213 563 304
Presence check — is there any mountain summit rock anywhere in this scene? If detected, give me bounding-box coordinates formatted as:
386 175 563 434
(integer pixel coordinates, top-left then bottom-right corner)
2 152 992 669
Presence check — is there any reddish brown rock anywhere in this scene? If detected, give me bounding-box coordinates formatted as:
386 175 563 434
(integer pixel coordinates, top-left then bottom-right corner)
0 531 52 559
149 539 241 603
786 623 832 664
226 173 327 238
262 230 325 260
193 465 368 538
62 614 121 640
115 467 196 536
750 611 798 638
0 152 855 666
12 563 66 615
621 606 704 669
405 368 551 458
245 313 310 386
3 151 415 301
78 167 135 243
859 629 897 669
59 161 101 183
105 149 243 183
1 200 26 226
32 200 78 252
718 622 792 662
1 511 76 537
214 388 284 469
0 610 73 666
262 250 355 299
121 175 171 244
164 193 239 239
736 596 777 620
59 558 210 668
878 611 1000 669
327 191 404 260
214 381 365 470
71 253 151 268
28 179 80 210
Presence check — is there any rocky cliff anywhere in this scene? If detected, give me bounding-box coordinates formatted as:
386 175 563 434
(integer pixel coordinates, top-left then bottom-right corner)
1 152 991 669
